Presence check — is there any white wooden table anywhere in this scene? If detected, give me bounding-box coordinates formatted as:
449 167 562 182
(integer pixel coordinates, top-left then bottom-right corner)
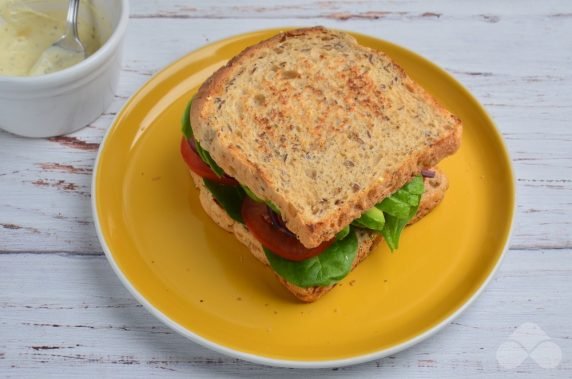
1 1 571 377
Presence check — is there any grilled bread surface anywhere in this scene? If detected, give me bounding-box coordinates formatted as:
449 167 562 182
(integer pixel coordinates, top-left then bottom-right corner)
191 26 461 248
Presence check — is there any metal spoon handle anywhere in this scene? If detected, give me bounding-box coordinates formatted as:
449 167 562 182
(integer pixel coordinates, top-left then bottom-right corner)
56 0 84 54
65 0 81 41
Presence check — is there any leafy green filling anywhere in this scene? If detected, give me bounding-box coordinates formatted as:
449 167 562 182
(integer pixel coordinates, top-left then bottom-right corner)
335 225 350 240
181 99 193 140
203 179 246 223
363 176 425 251
352 207 385 230
264 229 358 288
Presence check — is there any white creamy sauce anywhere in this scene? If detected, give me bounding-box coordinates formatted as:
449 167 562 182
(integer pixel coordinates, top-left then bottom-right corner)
29 45 85 75
0 0 103 76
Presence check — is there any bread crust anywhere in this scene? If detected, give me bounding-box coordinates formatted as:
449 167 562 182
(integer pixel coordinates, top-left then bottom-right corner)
190 168 448 302
191 26 461 249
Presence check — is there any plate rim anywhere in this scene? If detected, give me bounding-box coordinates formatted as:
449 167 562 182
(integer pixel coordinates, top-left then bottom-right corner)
91 27 516 368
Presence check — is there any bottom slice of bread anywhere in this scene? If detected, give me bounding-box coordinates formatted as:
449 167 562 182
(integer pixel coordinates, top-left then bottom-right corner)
190 170 448 302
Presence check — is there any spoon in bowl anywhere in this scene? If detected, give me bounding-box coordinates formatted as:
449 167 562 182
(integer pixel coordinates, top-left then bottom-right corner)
29 0 86 76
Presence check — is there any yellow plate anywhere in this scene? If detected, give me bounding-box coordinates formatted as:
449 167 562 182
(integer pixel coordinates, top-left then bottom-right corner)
92 28 515 368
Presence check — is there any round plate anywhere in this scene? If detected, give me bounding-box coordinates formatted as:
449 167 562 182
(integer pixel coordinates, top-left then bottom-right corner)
92 28 515 368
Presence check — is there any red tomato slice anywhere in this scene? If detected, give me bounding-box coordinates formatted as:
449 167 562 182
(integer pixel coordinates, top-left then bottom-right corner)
180 138 238 185
241 197 333 261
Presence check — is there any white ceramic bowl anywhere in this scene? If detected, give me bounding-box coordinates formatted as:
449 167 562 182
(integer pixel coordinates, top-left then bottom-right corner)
0 0 129 138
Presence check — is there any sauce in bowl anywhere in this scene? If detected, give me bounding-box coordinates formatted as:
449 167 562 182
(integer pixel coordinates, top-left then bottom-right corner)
0 0 104 76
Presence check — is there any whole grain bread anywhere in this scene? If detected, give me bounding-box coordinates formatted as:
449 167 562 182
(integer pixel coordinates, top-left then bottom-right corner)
191 26 462 249
190 169 448 302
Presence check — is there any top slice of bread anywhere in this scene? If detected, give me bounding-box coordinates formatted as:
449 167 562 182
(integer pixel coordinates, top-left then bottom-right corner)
191 26 462 248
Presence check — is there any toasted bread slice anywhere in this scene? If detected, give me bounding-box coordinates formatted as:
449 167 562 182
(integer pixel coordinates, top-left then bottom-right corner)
190 169 448 303
191 27 461 249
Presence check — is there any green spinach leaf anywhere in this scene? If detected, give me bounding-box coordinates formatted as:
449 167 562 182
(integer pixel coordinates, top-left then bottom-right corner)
352 207 385 231
381 203 419 251
202 179 246 223
354 176 424 251
335 225 350 240
181 98 193 139
264 230 358 287
403 175 424 195
376 196 411 219
392 189 420 207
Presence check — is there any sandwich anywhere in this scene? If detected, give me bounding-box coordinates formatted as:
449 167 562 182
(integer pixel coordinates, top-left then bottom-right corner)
180 27 462 302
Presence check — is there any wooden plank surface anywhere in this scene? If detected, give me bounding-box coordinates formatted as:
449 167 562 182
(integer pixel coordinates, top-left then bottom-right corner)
1 250 570 377
1 0 571 377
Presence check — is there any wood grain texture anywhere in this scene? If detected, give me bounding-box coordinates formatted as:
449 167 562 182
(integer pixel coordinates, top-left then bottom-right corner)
1 0 571 377
1 251 570 377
